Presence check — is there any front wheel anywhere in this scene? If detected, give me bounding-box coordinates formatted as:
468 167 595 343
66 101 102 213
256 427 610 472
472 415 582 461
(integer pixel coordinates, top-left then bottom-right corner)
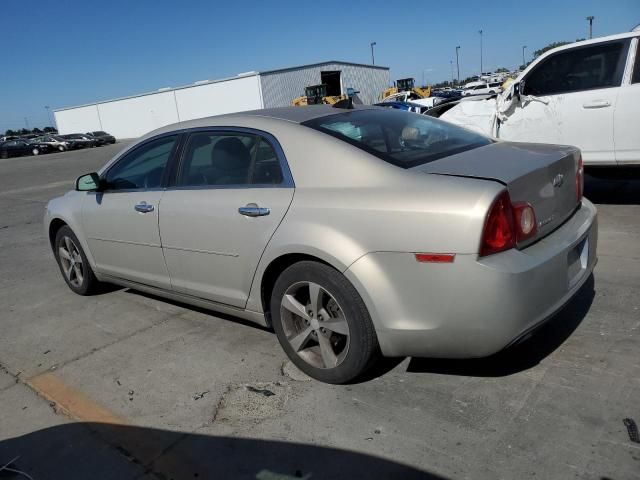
54 226 100 295
271 261 379 384
58 145 65 152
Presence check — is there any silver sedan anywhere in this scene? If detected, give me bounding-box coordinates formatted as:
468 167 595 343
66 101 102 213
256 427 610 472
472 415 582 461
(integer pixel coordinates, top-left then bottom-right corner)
45 106 597 383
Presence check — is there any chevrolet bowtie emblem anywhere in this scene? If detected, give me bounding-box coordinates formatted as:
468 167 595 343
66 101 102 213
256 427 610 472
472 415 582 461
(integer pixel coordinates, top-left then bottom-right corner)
552 174 564 188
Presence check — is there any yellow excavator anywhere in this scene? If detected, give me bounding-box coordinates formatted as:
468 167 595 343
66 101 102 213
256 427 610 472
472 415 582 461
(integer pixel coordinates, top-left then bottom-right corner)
380 78 431 101
292 84 347 106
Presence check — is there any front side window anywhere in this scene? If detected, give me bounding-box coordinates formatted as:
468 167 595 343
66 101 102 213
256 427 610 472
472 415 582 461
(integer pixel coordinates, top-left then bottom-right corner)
302 108 491 169
178 132 284 187
104 135 177 190
523 40 629 96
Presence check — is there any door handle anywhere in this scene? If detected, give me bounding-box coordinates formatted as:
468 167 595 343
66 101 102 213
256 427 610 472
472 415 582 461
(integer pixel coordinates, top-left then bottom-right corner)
238 203 270 217
134 201 154 213
582 100 611 109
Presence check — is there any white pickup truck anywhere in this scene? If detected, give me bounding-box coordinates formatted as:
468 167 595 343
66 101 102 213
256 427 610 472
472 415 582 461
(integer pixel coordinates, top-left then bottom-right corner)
437 30 640 166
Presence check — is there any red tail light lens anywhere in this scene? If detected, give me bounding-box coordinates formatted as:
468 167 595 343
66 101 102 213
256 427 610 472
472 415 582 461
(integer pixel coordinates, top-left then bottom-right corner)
480 190 515 257
576 154 584 201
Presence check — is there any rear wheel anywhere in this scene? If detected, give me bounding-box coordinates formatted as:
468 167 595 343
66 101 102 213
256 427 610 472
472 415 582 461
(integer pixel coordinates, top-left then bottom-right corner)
271 261 379 384
32 148 39 156
54 226 100 295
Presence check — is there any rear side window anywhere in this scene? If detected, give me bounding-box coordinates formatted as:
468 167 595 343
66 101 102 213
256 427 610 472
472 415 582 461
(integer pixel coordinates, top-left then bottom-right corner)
178 132 284 187
302 108 491 169
523 40 630 96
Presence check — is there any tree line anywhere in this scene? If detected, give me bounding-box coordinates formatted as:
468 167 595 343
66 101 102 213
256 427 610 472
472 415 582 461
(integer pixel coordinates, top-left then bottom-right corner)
4 127 57 136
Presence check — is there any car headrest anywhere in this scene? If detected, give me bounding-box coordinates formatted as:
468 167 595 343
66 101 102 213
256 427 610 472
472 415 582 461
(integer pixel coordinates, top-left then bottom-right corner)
401 126 420 141
211 137 251 171
188 134 213 154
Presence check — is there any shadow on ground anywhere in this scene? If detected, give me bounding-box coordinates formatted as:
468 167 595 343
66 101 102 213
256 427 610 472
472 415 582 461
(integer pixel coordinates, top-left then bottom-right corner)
0 422 444 480
407 274 595 378
584 169 640 205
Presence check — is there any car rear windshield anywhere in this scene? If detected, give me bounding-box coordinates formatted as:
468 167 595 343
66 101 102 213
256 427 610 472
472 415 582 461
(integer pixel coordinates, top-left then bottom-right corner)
301 108 491 168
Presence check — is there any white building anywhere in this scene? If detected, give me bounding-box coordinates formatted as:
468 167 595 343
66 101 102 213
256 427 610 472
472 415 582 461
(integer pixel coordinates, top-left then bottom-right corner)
54 61 389 139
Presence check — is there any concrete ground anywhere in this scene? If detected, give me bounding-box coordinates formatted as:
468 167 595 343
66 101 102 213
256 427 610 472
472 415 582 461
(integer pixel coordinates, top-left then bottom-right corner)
0 143 638 480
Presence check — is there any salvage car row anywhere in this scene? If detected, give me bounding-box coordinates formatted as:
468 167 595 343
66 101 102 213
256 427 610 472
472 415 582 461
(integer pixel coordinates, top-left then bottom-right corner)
0 131 116 158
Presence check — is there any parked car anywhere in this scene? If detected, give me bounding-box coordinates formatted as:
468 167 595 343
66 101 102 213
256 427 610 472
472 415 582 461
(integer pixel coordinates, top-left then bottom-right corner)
45 106 596 384
374 101 429 114
0 139 49 158
86 131 116 144
461 82 500 96
60 134 98 149
438 30 640 167
33 135 71 152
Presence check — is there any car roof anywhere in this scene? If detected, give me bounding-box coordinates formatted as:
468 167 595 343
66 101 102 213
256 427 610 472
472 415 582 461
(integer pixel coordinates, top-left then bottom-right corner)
226 105 376 124
144 105 378 139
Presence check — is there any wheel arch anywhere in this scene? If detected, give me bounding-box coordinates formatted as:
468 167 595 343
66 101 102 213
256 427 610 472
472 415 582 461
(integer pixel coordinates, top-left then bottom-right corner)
257 252 337 327
48 217 68 249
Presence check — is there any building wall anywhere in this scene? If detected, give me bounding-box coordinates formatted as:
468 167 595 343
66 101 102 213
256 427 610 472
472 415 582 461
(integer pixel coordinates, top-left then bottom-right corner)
260 63 389 107
54 105 102 135
174 75 262 122
96 91 179 139
54 75 262 138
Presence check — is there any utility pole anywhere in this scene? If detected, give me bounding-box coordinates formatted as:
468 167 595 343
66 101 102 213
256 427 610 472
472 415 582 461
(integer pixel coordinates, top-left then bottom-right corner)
586 16 594 39
455 46 460 83
479 30 483 77
370 42 376 65
522 45 527 67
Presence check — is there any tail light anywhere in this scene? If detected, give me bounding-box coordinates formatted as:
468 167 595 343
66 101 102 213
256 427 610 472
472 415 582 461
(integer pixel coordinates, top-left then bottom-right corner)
480 190 538 257
575 154 584 201
480 190 515 257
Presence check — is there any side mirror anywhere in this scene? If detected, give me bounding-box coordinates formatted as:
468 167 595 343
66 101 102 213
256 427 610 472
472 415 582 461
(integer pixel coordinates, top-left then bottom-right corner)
76 172 101 192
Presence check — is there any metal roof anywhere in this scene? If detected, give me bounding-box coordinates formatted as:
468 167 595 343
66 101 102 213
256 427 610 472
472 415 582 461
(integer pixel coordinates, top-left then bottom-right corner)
53 60 389 112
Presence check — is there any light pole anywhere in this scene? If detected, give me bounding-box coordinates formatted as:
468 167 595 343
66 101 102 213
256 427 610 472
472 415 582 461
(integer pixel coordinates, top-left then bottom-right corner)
450 60 454 84
44 106 54 128
479 30 483 77
522 45 527 67
370 42 376 65
586 16 594 39
455 46 460 83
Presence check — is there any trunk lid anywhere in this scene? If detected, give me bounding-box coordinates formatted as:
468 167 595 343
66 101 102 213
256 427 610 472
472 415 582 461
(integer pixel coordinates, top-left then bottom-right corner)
414 141 581 246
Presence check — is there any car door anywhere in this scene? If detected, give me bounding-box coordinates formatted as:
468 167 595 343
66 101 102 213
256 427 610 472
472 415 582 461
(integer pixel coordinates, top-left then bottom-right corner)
159 129 294 308
614 37 640 165
500 39 630 165
82 134 179 289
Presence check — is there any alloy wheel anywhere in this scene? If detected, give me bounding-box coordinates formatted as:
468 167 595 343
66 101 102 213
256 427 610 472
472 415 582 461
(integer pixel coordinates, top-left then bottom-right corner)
58 236 84 288
32 148 39 155
280 281 350 369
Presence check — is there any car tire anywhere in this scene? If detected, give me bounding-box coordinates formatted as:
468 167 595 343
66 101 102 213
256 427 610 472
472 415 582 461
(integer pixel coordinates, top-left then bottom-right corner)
32 148 39 156
58 145 65 152
0 151 7 159
270 261 380 384
54 226 100 296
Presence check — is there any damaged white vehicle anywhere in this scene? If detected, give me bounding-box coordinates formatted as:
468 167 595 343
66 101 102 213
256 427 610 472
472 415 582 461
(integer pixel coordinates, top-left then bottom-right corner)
435 31 640 166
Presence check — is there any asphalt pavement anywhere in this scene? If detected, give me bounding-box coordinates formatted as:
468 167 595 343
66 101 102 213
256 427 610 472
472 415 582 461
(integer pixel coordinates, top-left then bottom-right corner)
0 143 638 479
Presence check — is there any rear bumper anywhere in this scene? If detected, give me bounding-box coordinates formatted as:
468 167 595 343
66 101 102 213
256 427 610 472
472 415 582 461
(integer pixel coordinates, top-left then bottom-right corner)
345 199 598 358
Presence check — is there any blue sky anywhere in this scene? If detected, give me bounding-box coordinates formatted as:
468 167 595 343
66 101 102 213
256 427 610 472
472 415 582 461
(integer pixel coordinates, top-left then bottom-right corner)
2 0 638 132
